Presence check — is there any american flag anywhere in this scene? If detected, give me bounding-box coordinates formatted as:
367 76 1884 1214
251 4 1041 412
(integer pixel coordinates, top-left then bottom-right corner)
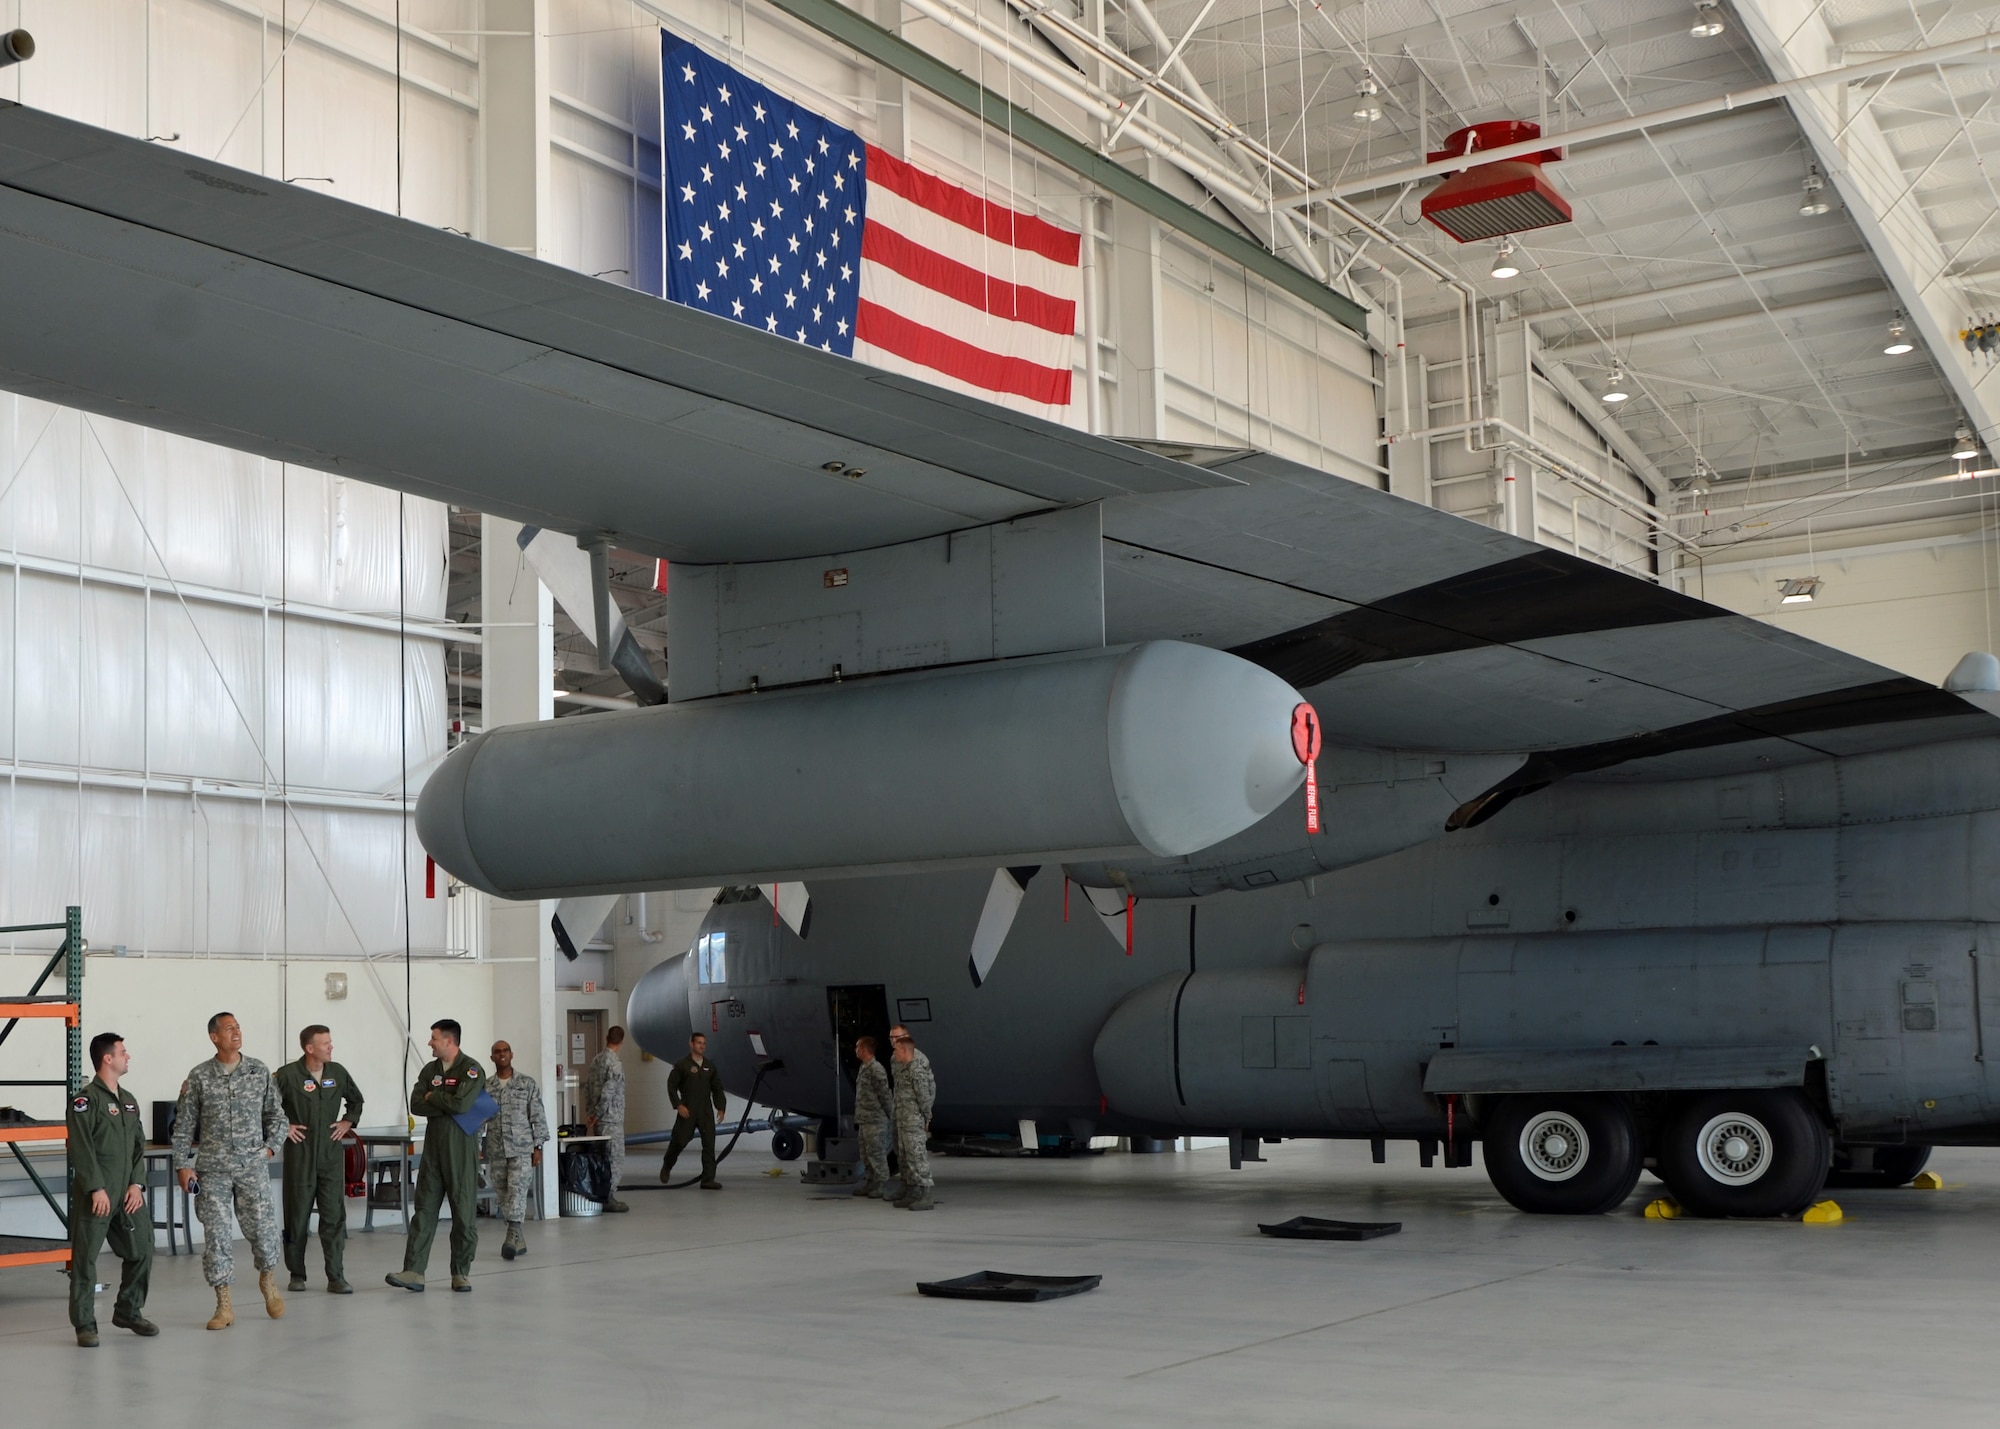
661 34 1080 416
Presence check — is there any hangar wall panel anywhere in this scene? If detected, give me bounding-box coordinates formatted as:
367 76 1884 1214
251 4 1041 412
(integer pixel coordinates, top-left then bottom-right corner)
0 1 460 963
1684 528 2000 688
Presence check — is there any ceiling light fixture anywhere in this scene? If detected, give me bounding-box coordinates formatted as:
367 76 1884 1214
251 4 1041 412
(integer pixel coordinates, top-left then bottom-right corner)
1690 1 1726 37
1491 237 1519 279
1353 75 1382 123
1884 314 1914 355
1953 423 1981 461
1777 577 1822 605
1602 363 1631 403
1800 165 1831 216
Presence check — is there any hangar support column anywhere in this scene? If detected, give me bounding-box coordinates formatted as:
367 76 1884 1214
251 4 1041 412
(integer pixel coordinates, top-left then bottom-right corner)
478 2 560 1210
1112 190 1166 440
479 517 561 1210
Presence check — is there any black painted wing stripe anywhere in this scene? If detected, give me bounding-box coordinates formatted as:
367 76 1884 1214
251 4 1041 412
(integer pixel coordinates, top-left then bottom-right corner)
1448 677 1984 829
1228 549 1720 688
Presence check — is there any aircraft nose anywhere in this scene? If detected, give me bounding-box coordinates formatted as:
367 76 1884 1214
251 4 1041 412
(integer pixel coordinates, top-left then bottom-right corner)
629 951 694 1061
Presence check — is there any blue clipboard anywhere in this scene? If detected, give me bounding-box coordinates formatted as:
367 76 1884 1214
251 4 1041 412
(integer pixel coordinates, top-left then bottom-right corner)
452 1089 499 1136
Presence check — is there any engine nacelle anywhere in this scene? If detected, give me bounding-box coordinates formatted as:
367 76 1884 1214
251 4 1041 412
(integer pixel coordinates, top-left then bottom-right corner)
419 641 1306 897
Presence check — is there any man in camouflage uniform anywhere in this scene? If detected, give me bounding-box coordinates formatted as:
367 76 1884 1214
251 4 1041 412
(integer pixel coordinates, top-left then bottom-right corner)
68 1031 157 1347
582 1025 629 1212
274 1023 364 1293
386 1018 489 1292
482 1038 548 1261
850 1034 893 1199
888 1024 936 1211
173 1011 289 1328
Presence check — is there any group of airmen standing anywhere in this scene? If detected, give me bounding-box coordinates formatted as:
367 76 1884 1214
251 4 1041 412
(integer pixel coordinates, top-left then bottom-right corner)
852 1023 937 1210
63 1011 933 1346
64 1012 572 1345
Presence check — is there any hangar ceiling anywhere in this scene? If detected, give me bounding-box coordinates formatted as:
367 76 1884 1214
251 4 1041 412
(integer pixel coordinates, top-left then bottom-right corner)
1038 0 2000 555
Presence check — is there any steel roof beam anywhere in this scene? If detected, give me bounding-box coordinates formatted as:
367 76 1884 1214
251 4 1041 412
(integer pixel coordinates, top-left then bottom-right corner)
1290 30 2000 203
1519 253 1879 323
1731 0 1997 452
1541 289 1891 352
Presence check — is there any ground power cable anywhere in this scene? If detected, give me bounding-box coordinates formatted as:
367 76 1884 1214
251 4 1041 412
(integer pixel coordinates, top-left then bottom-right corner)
627 1061 779 1191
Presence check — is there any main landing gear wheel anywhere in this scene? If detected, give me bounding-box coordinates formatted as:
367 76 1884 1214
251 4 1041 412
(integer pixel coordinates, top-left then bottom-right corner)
1657 1088 1831 1217
770 1126 805 1161
1482 1093 1642 1215
1826 1142 1931 1189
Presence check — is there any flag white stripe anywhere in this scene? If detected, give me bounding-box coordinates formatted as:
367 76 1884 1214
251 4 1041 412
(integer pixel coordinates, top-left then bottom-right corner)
864 183 1080 298
856 263 1075 376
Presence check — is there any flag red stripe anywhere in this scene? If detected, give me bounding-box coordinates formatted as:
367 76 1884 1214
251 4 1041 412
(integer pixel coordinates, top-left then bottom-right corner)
855 301 1073 405
861 222 1074 336
865 144 1081 266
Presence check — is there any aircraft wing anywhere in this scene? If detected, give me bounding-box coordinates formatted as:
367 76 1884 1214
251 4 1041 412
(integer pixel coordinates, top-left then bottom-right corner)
0 102 1226 564
1 101 1992 810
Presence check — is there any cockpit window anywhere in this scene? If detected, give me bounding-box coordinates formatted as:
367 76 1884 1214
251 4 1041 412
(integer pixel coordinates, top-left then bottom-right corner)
696 931 728 985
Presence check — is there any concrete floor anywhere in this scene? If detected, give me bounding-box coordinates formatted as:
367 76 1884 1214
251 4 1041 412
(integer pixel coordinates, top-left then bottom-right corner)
3 1137 1996 1426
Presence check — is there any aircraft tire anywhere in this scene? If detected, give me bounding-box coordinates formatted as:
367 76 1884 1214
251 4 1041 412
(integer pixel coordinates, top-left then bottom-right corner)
1658 1088 1831 1217
770 1126 805 1161
1481 1093 1643 1215
1826 1141 1930 1189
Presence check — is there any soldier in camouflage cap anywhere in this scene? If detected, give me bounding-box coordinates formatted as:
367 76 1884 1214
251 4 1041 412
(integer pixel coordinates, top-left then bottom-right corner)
583 1026 629 1212
888 1025 936 1211
850 1035 893 1199
173 1012 290 1328
483 1039 549 1260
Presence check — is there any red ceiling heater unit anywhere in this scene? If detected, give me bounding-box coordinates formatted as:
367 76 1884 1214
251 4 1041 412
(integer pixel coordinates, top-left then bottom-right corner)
1419 120 1572 242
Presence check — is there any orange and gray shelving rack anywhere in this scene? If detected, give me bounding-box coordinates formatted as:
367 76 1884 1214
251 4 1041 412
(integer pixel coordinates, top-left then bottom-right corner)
0 907 83 1271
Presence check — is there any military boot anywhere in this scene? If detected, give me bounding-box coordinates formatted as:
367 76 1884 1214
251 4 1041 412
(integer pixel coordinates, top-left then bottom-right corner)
327 1278 353 1295
76 1327 99 1348
258 1269 286 1319
501 1221 523 1260
851 1176 883 1198
451 1275 472 1292
904 1185 936 1211
888 1183 915 1208
658 1154 679 1184
287 1273 308 1293
384 1270 424 1292
111 1310 159 1337
206 1285 234 1330
605 1198 630 1212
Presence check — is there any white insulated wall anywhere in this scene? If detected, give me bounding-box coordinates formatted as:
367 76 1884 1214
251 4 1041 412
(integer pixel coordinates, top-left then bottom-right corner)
0 1 463 982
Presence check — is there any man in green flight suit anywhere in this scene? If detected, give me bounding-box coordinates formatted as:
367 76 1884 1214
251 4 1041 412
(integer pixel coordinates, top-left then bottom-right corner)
274 1023 364 1293
68 1031 157 1347
386 1019 489 1293
659 1031 728 1189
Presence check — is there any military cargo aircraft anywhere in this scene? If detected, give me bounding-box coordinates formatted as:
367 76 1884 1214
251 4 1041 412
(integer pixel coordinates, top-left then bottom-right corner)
1 102 1994 1217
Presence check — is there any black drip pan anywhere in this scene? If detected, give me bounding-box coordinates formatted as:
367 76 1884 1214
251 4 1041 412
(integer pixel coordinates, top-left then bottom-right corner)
917 1271 1102 1302
1258 1216 1402 1241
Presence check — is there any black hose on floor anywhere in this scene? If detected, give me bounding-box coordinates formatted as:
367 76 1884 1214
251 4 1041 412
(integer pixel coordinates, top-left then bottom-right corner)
627 1060 778 1191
